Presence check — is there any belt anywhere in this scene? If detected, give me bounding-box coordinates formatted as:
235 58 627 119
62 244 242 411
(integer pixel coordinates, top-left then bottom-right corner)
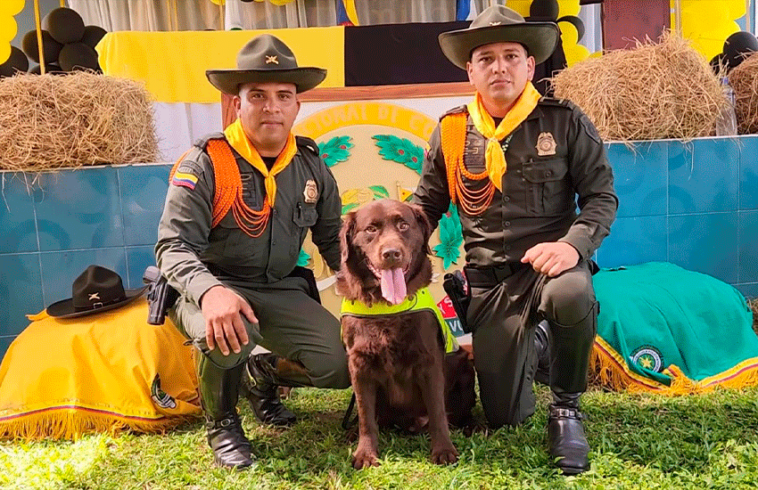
464 263 525 288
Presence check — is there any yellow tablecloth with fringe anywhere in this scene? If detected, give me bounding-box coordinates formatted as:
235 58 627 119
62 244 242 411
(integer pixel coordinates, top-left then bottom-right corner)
96 28 346 104
0 299 201 440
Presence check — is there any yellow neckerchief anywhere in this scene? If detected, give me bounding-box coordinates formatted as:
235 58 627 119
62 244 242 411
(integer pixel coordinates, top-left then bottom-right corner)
466 81 541 191
223 118 298 209
340 287 458 354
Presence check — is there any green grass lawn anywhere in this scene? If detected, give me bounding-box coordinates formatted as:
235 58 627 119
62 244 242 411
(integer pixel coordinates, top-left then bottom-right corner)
3 384 758 490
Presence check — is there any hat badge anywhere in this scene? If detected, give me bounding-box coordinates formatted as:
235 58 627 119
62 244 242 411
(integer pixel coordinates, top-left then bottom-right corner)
489 21 502 26
265 55 279 65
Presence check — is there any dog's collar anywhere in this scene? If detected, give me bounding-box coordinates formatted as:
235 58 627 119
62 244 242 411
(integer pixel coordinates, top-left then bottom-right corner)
340 287 458 354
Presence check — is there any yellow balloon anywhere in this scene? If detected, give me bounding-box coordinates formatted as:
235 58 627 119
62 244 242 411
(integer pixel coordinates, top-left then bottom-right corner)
564 43 590 66
589 51 602 58
0 16 17 43
557 0 580 18
209 0 224 5
0 42 10 65
269 0 295 5
724 0 746 19
0 0 24 17
504 0 530 17
559 21 579 46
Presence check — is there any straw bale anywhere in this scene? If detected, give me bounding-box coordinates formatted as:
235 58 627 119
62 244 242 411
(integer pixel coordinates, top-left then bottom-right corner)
0 72 158 172
729 52 758 134
552 33 727 142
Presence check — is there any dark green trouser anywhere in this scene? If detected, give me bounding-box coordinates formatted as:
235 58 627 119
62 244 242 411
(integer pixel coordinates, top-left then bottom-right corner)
169 275 350 390
467 261 597 429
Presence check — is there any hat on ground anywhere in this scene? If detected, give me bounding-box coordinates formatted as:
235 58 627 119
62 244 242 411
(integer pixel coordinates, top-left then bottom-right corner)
206 34 326 95
438 4 560 69
46 265 146 319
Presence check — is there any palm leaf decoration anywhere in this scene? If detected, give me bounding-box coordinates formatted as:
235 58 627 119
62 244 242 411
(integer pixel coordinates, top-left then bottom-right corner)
318 136 354 167
433 204 463 270
372 135 424 173
297 248 311 267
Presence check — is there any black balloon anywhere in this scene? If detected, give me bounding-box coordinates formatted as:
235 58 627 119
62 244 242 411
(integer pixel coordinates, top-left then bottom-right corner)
22 30 63 64
0 46 30 77
81 25 108 49
43 7 86 44
724 31 758 69
710 52 726 75
557 15 585 42
29 63 62 75
58 43 99 71
530 0 560 20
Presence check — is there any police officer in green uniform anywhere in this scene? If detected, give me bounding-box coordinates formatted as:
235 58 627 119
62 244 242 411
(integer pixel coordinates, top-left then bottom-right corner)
412 6 618 474
156 34 349 469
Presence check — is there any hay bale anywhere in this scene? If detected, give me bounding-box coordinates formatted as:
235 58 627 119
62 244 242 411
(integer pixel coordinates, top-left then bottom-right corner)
552 33 727 142
728 52 758 134
0 72 158 172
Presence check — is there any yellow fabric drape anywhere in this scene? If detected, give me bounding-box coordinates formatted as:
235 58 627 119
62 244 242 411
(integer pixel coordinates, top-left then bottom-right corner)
97 28 345 104
466 82 541 191
223 118 297 208
0 299 200 440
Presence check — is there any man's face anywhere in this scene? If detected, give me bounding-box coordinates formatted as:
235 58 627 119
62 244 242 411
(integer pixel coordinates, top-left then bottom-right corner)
234 82 300 156
467 42 535 113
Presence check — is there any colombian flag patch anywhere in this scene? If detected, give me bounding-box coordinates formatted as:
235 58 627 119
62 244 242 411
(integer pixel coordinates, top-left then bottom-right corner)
172 171 198 190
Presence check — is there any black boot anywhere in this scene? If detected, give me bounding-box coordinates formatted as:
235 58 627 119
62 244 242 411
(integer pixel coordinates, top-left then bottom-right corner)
546 303 597 475
534 320 551 386
241 353 305 427
198 357 253 469
547 392 590 475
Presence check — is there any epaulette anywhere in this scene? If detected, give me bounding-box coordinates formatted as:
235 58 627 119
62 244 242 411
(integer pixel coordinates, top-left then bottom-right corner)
538 97 574 110
296 135 320 156
193 132 227 150
439 105 468 121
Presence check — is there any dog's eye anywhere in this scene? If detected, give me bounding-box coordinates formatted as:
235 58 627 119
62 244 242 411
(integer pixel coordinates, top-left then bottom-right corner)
398 221 410 231
365 225 378 233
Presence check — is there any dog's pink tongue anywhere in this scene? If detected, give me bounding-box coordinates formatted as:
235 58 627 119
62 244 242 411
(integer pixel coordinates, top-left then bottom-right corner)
380 268 407 305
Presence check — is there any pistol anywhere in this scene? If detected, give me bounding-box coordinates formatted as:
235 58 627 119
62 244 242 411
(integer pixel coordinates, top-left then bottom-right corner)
143 266 179 325
443 270 471 333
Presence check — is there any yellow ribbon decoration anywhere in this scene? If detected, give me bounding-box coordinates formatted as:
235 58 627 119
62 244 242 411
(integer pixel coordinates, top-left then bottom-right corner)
223 118 297 208
466 81 541 191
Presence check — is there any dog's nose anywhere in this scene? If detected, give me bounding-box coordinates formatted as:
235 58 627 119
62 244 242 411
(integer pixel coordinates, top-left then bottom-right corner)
381 248 402 262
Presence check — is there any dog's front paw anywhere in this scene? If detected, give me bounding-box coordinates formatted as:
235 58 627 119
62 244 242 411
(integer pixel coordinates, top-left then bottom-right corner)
352 448 380 470
431 444 459 465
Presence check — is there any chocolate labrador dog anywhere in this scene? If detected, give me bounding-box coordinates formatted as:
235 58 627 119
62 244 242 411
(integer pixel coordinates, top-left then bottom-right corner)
337 199 475 470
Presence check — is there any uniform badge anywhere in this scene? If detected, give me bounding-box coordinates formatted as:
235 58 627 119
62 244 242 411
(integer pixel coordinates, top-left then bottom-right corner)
536 132 557 156
304 180 318 203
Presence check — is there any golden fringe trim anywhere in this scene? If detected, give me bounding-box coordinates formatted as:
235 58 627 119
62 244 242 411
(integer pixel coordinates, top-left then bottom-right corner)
591 337 758 395
0 409 200 441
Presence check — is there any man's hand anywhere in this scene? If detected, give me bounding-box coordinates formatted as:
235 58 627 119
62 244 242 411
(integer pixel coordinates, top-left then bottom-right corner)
200 285 258 356
521 242 580 277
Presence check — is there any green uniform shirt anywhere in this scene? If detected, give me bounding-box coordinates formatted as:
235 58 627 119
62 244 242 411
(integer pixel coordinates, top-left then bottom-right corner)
412 98 618 266
155 134 342 304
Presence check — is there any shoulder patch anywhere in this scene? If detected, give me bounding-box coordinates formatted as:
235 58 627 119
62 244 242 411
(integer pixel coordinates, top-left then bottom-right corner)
172 151 206 190
296 135 320 156
578 112 603 145
193 132 226 150
440 105 468 121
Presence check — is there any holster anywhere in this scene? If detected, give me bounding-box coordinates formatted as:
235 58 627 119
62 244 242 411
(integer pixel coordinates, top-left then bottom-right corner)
443 270 471 333
143 266 179 325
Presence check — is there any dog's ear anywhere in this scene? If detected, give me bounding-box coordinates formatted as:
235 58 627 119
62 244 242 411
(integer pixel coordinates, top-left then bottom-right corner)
409 203 432 255
339 211 357 264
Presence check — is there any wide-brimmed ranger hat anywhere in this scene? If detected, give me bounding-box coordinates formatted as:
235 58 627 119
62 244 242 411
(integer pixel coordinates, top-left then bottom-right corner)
46 265 146 319
438 5 560 69
206 34 327 95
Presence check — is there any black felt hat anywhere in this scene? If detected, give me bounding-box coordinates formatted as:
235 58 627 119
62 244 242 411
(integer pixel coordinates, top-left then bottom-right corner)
47 265 146 319
438 4 560 69
206 34 326 95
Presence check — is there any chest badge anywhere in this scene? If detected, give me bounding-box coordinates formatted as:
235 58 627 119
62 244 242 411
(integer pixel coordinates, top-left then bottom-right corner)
304 180 318 203
536 132 557 156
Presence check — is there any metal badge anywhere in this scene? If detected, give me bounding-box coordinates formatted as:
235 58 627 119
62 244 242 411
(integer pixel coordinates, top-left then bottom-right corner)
304 179 318 203
536 132 557 156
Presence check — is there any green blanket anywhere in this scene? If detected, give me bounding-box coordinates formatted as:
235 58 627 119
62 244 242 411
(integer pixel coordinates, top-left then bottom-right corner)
592 262 758 394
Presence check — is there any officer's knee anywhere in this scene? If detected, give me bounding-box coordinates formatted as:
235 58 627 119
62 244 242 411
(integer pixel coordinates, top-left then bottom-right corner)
306 350 351 389
542 274 594 326
197 341 255 370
